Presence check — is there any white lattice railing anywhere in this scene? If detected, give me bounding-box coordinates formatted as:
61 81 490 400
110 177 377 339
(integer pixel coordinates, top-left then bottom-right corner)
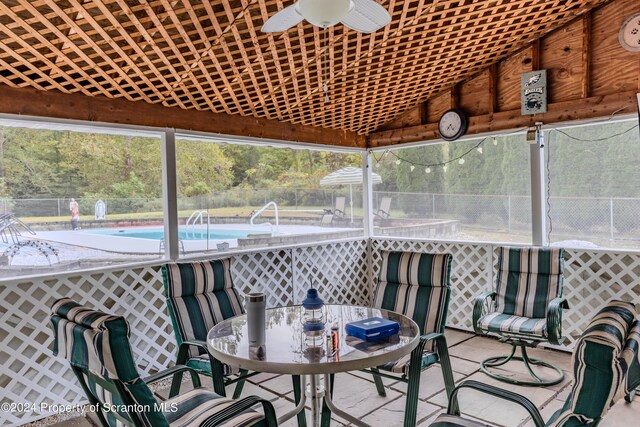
3 236 640 426
371 238 640 350
0 238 370 427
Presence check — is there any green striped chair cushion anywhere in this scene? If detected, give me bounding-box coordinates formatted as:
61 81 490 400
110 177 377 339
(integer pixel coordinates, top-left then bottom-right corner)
164 388 263 427
374 251 452 335
495 247 564 318
553 300 637 426
476 313 547 338
51 298 169 427
51 298 264 427
82 371 145 427
51 298 138 382
619 320 640 399
162 259 244 359
374 251 452 370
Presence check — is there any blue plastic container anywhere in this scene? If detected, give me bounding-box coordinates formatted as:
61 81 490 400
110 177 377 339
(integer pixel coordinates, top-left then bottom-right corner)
345 317 400 341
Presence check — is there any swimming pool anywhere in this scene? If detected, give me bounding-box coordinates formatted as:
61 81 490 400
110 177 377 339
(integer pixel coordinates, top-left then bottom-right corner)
88 226 263 241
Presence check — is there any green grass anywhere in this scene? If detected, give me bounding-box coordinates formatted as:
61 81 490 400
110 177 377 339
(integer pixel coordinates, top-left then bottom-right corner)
19 206 343 223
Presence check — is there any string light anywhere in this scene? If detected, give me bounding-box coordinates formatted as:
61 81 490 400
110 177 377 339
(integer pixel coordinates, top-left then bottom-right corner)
370 123 639 173
372 136 490 170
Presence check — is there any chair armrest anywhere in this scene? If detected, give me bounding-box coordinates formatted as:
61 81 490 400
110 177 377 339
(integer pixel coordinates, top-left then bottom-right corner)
410 332 444 354
143 365 202 389
179 340 227 395
473 291 497 335
420 332 443 343
177 340 212 363
180 339 209 352
201 395 278 427
547 297 569 345
447 380 545 427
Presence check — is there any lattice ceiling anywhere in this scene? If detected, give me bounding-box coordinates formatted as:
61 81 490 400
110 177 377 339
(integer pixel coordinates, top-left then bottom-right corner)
0 0 606 135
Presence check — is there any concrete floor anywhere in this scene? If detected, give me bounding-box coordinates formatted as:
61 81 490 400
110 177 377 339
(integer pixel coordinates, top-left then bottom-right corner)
51 329 640 427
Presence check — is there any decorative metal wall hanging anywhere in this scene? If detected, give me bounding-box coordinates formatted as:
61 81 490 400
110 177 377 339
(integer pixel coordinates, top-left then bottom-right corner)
521 70 548 115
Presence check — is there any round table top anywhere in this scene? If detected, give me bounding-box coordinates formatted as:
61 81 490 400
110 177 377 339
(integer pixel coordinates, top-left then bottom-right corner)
207 304 420 375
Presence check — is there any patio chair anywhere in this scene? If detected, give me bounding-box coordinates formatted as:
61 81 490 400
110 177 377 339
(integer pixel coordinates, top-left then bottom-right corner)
374 197 392 220
162 259 256 398
361 250 457 427
430 300 640 427
473 246 568 386
49 297 277 427
164 259 307 427
323 196 346 223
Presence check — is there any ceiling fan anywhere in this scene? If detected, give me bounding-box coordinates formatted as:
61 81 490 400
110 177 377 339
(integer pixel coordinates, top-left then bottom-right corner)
261 0 391 33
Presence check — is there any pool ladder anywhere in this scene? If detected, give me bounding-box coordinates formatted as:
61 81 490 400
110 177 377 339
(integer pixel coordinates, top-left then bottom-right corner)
186 209 210 250
250 201 279 234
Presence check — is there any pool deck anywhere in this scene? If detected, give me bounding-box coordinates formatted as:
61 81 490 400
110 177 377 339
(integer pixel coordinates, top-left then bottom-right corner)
35 224 352 255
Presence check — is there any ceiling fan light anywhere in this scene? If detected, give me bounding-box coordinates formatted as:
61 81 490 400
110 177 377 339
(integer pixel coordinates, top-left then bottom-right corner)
299 0 353 28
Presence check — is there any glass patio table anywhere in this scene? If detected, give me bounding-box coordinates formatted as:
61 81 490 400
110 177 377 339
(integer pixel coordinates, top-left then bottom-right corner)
207 304 420 427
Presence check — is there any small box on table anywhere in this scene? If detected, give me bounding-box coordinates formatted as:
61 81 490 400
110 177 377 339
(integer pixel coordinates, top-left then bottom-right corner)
345 317 400 342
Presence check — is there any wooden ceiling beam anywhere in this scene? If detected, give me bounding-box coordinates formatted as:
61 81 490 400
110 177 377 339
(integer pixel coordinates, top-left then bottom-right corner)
0 84 364 148
368 90 640 147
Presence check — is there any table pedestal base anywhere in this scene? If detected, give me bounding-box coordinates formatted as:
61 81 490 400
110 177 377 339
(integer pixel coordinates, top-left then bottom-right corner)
277 375 370 427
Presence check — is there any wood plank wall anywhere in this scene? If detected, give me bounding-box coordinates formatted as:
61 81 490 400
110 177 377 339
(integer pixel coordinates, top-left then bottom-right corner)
369 0 640 147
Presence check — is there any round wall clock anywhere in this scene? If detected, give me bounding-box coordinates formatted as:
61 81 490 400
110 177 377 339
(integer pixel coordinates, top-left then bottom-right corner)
619 12 640 52
438 109 468 141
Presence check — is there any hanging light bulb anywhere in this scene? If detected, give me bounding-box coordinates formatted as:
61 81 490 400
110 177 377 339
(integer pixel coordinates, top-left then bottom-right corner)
443 165 448 172
477 147 483 154
458 158 465 165
425 167 431 174
395 159 401 165
492 137 498 146
410 165 415 172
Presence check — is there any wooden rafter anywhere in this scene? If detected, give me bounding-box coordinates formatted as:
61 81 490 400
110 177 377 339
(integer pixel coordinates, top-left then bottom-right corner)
0 0 610 137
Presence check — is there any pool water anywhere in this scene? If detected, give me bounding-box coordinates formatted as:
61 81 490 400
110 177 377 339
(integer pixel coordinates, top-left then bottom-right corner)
88 227 257 241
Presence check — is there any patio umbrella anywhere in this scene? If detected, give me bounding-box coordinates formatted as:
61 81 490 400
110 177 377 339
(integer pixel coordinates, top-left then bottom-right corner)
319 166 382 223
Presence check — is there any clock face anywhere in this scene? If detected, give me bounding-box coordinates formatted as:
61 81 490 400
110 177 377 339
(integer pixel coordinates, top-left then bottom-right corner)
438 109 468 141
619 12 640 52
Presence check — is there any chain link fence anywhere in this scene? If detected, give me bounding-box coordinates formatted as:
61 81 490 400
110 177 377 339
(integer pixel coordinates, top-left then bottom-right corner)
3 191 640 244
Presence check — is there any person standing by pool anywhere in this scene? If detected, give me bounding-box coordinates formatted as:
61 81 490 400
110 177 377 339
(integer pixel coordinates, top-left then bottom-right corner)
69 198 80 230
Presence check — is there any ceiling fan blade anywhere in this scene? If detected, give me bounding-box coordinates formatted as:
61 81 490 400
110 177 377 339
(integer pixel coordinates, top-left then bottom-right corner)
341 0 391 33
261 3 304 33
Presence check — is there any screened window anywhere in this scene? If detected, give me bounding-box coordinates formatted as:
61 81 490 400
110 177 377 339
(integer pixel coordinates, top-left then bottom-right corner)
372 134 532 244
545 118 640 249
0 121 163 278
175 137 363 256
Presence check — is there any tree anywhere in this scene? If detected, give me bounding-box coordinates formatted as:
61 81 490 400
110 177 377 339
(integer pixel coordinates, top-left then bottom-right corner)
58 132 163 198
176 139 233 197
